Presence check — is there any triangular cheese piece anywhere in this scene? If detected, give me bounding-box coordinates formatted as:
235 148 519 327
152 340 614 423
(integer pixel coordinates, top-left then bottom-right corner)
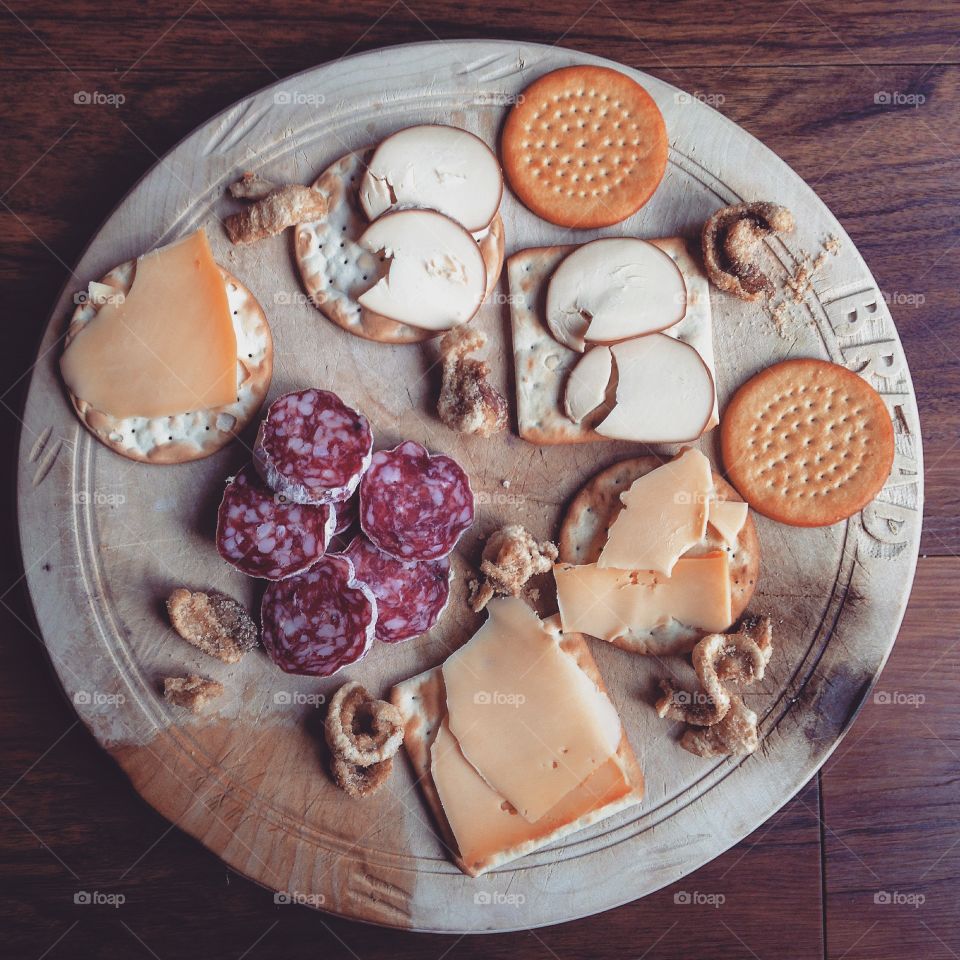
60 229 237 419
598 448 713 575
708 499 749 546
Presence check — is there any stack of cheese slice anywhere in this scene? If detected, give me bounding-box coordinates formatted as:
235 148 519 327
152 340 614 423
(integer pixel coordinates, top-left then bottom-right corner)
391 597 644 876
555 449 748 645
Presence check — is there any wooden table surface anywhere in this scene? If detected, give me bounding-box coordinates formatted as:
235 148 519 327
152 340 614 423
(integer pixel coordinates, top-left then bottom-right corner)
1 2 957 957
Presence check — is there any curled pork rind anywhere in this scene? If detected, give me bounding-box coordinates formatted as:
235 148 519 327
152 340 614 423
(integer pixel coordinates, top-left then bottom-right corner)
324 681 404 768
330 754 395 800
225 183 328 245
468 524 558 613
655 617 773 756
701 202 795 301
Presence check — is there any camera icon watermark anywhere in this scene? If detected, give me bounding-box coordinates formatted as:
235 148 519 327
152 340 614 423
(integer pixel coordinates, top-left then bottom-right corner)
74 90 126 108
273 90 326 107
673 890 725 908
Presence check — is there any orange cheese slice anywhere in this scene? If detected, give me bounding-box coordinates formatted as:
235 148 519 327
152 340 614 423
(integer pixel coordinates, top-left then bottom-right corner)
431 719 632 875
554 552 733 643
441 597 622 823
708 499 749 546
598 448 713 575
60 229 237 419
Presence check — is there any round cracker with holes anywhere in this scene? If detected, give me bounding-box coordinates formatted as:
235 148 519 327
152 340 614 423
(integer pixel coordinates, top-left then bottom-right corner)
721 358 895 526
501 65 668 228
294 150 505 345
558 455 760 656
64 265 272 464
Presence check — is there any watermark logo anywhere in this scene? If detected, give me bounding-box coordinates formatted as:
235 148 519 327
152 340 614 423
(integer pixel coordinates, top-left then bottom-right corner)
476 490 526 507
873 690 925 708
666 688 717 708
273 690 326 707
473 890 526 906
73 289 125 307
74 91 126 108
73 690 126 707
882 290 925 307
490 291 525 306
273 90 326 107
74 490 126 507
874 91 925 107
473 690 526 707
673 890 725 908
74 890 125 908
273 290 314 307
274 891 326 906
874 890 925 907
475 92 525 107
674 91 726 108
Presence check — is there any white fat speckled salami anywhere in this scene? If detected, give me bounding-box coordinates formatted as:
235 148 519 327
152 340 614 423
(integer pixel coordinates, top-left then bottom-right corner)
341 535 451 644
359 440 474 561
260 554 377 676
254 389 373 505
216 465 335 580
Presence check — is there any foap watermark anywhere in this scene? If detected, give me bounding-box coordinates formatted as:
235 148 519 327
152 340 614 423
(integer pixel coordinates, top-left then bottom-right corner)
73 289 125 307
74 890 125 908
674 90 726 108
490 291 525 307
74 690 126 708
74 490 126 508
874 890 925 908
473 690 526 707
274 90 326 107
74 90 125 108
273 290 314 307
874 690 925 708
882 290 926 308
474 890 526 906
663 688 718 710
674 890 726 908
475 92 525 107
273 690 326 708
874 91 925 108
476 490 526 507
274 891 326 907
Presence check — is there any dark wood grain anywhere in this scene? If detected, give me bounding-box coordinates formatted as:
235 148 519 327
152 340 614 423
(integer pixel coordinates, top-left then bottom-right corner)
0 2 956 957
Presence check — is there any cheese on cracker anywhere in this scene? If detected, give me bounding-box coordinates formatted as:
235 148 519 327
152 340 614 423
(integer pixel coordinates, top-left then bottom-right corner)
441 597 622 823
60 230 237 419
598 448 712 575
554 553 733 643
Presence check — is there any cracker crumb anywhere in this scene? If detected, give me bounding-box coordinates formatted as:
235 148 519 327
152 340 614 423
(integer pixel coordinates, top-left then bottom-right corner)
437 326 508 437
468 524 558 612
163 674 224 713
501 479 511 489
766 233 842 337
167 588 258 664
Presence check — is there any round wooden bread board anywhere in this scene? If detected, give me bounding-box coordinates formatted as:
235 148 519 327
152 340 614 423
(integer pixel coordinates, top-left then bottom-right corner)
17 40 922 933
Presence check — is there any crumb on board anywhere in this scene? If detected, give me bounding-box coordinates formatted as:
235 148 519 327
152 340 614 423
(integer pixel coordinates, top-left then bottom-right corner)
766 233 842 339
437 326 509 437
224 183 327 245
163 674 224 713
166 588 258 664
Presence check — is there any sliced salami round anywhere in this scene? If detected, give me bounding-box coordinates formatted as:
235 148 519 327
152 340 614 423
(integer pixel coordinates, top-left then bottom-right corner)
360 440 474 561
216 465 335 580
261 554 377 677
341 535 451 644
333 492 359 536
254 389 373 505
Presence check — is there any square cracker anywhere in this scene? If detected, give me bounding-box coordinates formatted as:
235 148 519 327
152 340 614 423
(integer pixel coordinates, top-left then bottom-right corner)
508 237 718 445
390 622 644 877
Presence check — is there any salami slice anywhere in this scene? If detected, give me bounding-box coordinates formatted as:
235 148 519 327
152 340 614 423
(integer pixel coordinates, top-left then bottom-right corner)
360 440 474 561
216 465 335 580
341 535 451 644
254 389 373 505
333 492 359 536
261 554 377 677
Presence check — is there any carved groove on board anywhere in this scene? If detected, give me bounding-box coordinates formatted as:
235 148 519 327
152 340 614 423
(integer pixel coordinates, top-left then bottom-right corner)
346 871 413 924
28 425 61 486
